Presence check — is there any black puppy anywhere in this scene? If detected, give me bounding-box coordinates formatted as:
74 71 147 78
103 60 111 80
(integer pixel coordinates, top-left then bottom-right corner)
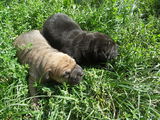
41 13 118 64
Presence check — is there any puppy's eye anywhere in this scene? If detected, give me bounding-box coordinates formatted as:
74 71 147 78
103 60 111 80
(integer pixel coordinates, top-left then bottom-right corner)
65 71 70 75
63 71 71 78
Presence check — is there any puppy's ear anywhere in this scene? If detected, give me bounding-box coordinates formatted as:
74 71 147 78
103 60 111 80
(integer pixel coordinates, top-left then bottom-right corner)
44 69 51 80
45 72 49 80
72 32 86 45
76 32 91 50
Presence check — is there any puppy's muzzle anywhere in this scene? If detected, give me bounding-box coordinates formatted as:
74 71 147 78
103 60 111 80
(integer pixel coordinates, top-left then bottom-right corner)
68 65 84 85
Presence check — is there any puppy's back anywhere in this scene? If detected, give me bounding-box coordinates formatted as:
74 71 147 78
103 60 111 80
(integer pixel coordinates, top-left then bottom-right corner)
43 13 81 32
15 30 50 48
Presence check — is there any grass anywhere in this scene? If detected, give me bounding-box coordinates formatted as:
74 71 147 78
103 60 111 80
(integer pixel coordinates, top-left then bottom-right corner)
0 0 159 119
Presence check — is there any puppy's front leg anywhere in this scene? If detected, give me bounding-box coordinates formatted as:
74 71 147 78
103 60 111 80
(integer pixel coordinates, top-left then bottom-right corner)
28 75 39 106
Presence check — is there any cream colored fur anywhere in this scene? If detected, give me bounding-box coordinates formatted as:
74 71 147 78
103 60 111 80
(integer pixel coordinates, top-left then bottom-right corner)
14 30 83 104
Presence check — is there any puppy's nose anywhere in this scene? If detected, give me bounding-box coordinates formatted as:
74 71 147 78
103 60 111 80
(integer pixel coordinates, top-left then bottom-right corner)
69 77 80 85
79 70 84 77
68 72 83 85
68 64 83 85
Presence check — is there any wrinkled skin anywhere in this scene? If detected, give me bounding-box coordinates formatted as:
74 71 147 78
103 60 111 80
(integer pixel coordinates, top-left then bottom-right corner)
41 13 118 64
14 30 83 104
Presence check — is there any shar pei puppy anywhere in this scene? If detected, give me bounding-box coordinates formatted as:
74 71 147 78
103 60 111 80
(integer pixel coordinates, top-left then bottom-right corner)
14 30 83 103
41 13 118 64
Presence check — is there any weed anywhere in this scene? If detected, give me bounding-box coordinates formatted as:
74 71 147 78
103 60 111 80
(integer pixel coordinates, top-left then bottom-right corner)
0 0 159 119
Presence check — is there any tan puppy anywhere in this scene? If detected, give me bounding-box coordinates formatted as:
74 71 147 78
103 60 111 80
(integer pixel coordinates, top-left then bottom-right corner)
14 30 83 103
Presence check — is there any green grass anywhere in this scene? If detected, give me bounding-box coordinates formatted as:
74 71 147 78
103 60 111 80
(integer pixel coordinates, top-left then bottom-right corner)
0 0 160 119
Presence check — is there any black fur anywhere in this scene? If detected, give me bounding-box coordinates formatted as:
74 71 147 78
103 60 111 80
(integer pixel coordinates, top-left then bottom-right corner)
41 13 118 64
